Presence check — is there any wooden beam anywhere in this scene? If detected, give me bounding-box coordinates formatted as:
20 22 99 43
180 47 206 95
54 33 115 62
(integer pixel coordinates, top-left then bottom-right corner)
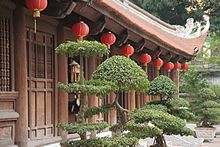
172 55 182 63
135 38 146 53
115 29 129 47
152 46 162 59
162 52 172 63
90 16 106 35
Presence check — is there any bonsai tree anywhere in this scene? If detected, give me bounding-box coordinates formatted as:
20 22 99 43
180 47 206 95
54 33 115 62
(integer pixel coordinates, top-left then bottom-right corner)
191 88 220 128
55 40 123 145
195 100 220 127
126 98 195 147
129 107 193 147
148 75 177 100
56 41 140 146
92 55 150 134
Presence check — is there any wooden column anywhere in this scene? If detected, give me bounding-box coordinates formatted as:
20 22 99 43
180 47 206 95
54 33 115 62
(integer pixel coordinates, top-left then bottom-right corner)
57 26 68 139
130 90 135 111
87 57 98 137
110 93 117 125
14 7 28 147
171 70 180 97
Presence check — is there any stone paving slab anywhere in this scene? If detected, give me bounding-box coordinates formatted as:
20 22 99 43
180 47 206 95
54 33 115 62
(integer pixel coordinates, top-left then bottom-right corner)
198 136 220 147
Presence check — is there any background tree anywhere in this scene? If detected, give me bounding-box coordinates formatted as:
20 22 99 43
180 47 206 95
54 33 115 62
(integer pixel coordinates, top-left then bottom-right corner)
148 75 177 100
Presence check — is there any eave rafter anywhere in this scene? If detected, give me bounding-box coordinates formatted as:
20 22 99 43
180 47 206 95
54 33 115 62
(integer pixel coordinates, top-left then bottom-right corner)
115 29 129 47
134 38 146 53
90 15 106 35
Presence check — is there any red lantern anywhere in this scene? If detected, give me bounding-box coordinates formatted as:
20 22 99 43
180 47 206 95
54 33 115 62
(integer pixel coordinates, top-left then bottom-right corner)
139 53 151 65
182 63 189 71
121 44 134 58
154 58 164 70
165 62 174 72
26 0 48 17
174 62 181 70
100 32 116 48
72 21 89 41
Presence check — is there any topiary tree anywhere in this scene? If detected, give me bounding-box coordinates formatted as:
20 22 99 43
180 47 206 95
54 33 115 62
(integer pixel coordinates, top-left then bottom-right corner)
209 84 220 100
195 100 220 127
129 108 193 147
128 97 195 147
55 40 125 146
198 88 216 101
92 55 150 134
148 75 177 100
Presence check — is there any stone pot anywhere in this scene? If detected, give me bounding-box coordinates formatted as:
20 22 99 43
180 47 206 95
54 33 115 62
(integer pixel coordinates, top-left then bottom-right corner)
195 127 216 142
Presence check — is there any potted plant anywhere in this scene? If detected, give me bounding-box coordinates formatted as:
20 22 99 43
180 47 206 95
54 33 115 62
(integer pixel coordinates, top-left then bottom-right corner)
193 88 220 141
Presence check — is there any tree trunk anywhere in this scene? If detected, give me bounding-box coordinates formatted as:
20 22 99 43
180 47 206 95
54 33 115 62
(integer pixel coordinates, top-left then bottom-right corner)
77 54 87 140
113 93 129 136
154 135 167 147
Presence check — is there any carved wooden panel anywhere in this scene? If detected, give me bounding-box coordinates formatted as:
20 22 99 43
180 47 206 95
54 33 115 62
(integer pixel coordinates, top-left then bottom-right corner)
26 28 55 140
0 16 11 91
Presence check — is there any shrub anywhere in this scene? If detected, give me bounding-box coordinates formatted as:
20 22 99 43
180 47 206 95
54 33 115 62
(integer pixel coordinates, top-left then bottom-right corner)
198 88 216 101
210 84 220 99
195 100 220 127
148 75 177 99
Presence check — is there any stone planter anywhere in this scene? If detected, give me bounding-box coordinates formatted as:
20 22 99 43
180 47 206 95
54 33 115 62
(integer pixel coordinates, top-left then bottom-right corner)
213 125 220 135
195 127 216 141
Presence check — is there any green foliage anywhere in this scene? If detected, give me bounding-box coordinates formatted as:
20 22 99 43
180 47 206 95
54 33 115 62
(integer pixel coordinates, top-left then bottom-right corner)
180 69 209 95
58 80 118 98
55 40 109 57
148 75 177 98
84 104 115 118
198 88 216 100
61 136 138 147
57 122 109 135
129 109 192 136
142 104 168 112
195 100 220 126
92 56 149 92
166 98 190 108
209 84 220 99
145 98 195 121
125 123 162 138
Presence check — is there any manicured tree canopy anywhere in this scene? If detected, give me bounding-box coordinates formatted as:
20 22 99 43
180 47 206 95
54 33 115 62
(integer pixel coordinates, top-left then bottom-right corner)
195 100 220 127
55 40 109 57
198 88 216 101
92 55 149 92
148 75 177 98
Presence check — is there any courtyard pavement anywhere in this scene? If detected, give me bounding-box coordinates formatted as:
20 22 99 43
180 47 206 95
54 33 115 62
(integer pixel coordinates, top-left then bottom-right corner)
198 135 220 147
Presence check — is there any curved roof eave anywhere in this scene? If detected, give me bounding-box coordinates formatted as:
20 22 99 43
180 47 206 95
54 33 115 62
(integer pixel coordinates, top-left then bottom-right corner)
90 0 209 57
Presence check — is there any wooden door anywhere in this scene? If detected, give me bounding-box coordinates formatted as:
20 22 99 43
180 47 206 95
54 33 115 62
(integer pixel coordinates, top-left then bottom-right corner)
26 28 55 139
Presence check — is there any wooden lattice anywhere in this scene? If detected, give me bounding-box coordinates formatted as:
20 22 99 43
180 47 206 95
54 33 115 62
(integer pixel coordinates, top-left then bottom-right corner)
0 16 11 91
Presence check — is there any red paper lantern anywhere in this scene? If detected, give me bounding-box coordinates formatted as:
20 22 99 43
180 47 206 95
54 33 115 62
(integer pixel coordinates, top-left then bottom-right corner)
182 63 189 71
174 62 181 70
154 58 164 70
139 53 151 65
165 62 174 72
100 32 116 48
72 21 89 41
26 0 48 17
121 44 134 58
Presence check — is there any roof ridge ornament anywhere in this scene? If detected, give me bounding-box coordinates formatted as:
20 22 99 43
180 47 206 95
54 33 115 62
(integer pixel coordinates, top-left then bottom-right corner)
173 15 210 39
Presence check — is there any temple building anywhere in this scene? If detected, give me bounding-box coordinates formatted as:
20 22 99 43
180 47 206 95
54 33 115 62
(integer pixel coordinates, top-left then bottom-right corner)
0 0 209 147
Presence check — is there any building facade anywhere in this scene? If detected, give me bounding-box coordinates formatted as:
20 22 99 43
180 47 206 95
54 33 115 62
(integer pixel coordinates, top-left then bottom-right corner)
0 0 209 147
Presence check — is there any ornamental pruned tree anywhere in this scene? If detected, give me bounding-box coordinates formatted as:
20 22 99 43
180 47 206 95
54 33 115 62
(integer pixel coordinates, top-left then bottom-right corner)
55 40 119 144
148 75 177 100
92 55 150 135
129 98 194 147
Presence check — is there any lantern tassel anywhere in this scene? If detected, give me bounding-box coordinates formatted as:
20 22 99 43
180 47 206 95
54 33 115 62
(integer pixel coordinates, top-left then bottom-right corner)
34 18 37 33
